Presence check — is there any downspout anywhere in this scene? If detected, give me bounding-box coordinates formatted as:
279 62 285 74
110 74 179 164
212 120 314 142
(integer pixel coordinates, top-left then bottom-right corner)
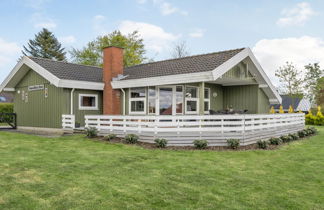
70 88 75 115
121 88 125 115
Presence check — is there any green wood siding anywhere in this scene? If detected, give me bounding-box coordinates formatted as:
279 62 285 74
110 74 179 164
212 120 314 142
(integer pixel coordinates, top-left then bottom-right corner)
13 70 69 128
258 89 270 113
71 90 103 127
223 85 259 113
206 83 223 111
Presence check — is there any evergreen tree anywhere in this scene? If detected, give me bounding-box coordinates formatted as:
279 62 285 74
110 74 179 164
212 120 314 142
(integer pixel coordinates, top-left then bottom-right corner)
22 28 66 61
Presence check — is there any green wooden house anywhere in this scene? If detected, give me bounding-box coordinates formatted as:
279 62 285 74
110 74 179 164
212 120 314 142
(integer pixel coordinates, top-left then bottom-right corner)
0 47 281 130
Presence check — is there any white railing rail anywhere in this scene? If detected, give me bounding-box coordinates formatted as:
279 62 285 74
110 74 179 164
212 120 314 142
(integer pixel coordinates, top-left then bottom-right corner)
62 114 75 130
84 113 305 146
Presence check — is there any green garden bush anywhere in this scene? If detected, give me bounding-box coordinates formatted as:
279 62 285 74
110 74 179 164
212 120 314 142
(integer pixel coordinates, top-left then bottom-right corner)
257 140 269 149
0 103 13 113
227 139 240 149
105 134 117 141
125 134 139 144
289 133 299 141
154 138 168 148
269 137 282 145
193 140 208 149
85 127 98 138
298 130 307 138
280 135 293 143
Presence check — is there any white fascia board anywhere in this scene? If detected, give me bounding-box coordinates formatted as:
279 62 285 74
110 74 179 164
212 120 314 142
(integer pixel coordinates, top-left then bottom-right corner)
269 98 280 104
111 71 213 89
58 80 104 90
0 58 25 92
259 84 268 88
3 88 15 91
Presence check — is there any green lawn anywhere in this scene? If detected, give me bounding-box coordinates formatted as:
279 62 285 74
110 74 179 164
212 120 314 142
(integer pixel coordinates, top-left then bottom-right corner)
0 128 324 209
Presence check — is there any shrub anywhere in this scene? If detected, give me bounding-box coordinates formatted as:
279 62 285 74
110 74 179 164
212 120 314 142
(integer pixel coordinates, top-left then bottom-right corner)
0 103 13 113
307 127 317 135
269 137 282 145
154 138 168 148
193 140 208 149
227 139 240 149
85 127 98 138
280 135 292 143
125 134 139 144
289 133 299 141
298 130 307 138
105 134 117 141
257 140 269 149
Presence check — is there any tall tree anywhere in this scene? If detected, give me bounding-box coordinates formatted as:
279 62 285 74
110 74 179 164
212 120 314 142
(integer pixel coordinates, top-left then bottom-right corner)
304 63 324 104
315 77 324 107
275 62 304 106
171 41 190 58
70 30 146 67
22 28 66 61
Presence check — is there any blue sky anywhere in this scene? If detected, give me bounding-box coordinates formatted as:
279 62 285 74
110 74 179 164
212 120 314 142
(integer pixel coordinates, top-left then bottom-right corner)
1 0 324 84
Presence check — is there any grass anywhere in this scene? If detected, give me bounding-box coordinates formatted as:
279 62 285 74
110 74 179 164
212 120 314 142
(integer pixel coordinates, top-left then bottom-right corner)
0 128 323 209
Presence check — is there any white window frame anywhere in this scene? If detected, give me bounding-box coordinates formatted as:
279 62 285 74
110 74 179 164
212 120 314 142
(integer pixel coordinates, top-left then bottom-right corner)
148 86 157 115
129 88 146 115
204 88 210 114
185 85 199 114
79 94 98 110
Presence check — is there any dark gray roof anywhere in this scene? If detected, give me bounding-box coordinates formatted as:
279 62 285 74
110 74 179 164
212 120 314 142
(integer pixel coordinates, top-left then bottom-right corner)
271 95 302 109
28 48 245 82
122 48 245 80
29 57 103 82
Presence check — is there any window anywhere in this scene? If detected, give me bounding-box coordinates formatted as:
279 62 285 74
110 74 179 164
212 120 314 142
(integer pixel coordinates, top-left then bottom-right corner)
79 94 98 110
148 87 156 114
176 86 183 114
204 88 210 114
185 86 199 114
130 88 146 114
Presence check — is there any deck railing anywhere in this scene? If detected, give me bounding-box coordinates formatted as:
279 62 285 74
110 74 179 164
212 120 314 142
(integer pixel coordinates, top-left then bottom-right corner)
62 114 75 129
84 113 305 146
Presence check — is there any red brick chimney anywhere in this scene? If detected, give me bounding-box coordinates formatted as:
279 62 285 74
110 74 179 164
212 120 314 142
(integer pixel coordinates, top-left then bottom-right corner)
103 46 123 115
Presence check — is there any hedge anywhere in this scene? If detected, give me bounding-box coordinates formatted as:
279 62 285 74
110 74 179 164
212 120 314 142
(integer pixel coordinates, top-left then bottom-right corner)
0 103 14 113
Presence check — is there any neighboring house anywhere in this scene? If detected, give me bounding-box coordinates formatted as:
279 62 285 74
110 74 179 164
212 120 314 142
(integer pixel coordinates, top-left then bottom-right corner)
0 47 281 129
0 92 13 103
270 95 311 112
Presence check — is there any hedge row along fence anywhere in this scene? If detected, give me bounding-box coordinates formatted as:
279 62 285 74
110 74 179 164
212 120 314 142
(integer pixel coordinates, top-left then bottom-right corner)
306 106 324 126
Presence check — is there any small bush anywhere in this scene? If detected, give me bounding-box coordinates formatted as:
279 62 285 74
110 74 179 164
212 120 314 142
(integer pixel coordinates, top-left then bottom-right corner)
307 127 317 135
298 130 307 138
280 135 292 143
85 127 98 138
257 140 269 149
227 139 240 149
0 103 13 113
289 133 299 141
105 134 117 141
125 134 139 144
154 138 168 148
193 140 208 149
303 129 312 136
269 137 282 145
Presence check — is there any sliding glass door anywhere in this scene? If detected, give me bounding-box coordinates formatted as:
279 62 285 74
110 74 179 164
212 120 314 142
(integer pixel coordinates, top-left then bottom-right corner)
159 87 173 115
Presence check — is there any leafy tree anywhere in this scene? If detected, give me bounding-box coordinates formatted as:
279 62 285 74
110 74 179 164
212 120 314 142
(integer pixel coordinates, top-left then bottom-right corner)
315 77 324 107
70 30 146 67
275 62 304 107
304 63 324 103
22 28 66 61
171 41 190 58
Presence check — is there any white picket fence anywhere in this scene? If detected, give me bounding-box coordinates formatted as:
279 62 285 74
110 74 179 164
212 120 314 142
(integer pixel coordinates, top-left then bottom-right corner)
83 113 305 146
62 114 75 129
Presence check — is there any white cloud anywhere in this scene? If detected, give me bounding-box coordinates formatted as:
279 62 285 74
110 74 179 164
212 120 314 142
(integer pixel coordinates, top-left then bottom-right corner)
252 36 324 85
59 36 76 45
31 13 57 30
119 20 180 53
277 2 316 27
138 0 188 16
0 38 20 82
92 15 109 35
189 29 204 38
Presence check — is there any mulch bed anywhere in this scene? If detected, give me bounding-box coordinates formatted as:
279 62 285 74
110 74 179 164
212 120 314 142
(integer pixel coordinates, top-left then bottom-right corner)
88 134 316 151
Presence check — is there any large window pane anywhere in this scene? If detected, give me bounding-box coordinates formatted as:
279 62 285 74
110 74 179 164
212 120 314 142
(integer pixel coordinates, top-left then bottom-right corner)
82 96 96 107
186 87 198 98
159 87 173 115
148 99 155 114
130 88 146 98
186 100 197 112
148 87 156 97
204 88 210 99
131 101 145 112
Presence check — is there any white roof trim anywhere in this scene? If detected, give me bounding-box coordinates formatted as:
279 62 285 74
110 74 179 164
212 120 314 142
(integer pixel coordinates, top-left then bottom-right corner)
0 56 104 92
